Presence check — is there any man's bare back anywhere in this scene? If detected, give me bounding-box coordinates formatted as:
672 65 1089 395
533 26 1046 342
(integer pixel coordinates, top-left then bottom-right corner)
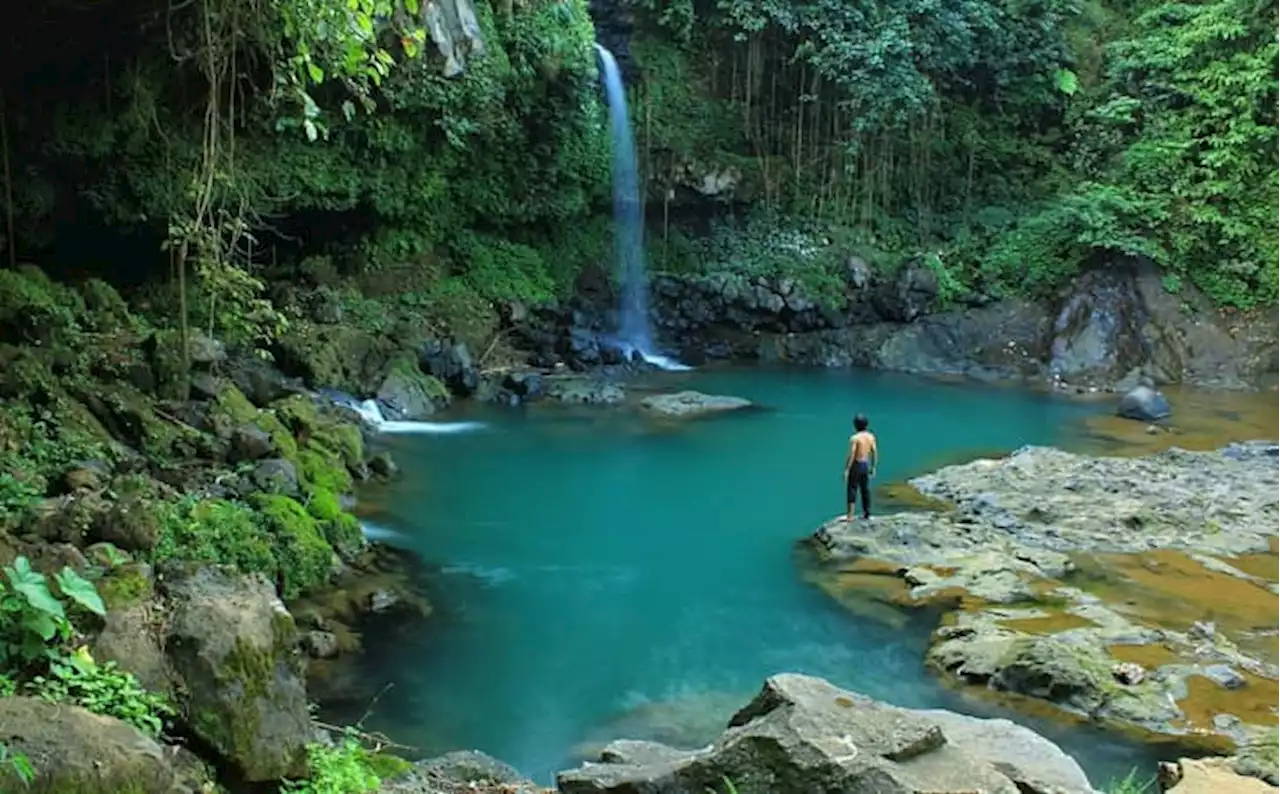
844 414 878 521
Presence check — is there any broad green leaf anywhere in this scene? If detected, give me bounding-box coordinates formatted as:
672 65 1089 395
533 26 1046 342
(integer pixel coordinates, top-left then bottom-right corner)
55 567 106 616
308 63 325 83
304 119 319 141
22 611 57 641
5 559 64 619
1053 68 1079 96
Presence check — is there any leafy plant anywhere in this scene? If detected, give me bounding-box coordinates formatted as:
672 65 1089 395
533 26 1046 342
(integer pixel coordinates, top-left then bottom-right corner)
27 650 174 738
282 731 382 794
0 742 35 788
0 558 106 667
1104 768 1154 794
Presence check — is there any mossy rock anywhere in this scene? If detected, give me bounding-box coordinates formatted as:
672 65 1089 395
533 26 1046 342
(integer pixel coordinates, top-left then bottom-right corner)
273 321 391 394
0 696 192 794
77 278 136 333
0 265 85 345
252 493 338 598
161 565 311 782
97 561 157 610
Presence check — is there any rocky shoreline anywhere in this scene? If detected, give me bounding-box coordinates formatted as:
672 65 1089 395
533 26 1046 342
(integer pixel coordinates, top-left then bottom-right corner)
2 258 1276 793
809 441 1279 782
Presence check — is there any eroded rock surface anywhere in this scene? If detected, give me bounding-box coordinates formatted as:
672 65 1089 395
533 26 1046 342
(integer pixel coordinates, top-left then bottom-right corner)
557 673 1096 794
639 391 753 420
810 443 1279 747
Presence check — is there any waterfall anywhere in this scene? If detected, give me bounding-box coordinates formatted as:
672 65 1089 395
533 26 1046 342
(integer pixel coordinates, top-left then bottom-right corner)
594 44 690 372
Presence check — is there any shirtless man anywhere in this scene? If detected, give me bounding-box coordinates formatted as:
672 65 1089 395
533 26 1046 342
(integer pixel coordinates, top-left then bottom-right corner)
843 414 878 522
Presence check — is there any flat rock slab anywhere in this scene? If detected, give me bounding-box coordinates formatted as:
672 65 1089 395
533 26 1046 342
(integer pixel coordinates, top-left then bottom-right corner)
557 673 1096 794
639 391 753 419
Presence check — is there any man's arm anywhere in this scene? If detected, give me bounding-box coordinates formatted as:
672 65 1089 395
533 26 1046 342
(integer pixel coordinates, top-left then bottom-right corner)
843 437 854 478
870 437 879 477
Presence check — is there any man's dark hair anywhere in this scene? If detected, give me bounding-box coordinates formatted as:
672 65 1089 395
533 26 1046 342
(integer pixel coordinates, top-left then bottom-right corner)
853 414 869 431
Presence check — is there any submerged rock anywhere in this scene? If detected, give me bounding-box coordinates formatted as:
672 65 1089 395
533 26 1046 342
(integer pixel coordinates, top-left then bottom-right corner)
556 673 1095 794
639 391 754 420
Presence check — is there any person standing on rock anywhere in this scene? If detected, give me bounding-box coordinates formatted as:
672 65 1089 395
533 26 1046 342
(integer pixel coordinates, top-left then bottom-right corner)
843 414 878 522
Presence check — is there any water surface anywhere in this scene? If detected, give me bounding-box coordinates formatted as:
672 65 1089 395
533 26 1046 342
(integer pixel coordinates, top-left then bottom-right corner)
350 367 1173 786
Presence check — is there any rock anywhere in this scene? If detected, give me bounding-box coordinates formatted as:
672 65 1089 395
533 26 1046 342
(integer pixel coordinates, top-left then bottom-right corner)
230 424 277 462
62 465 106 493
917 708 1097 794
1049 268 1146 385
812 442 1279 746
92 493 161 553
161 565 311 781
375 360 450 420
1202 664 1247 690
1118 385 1172 422
420 340 479 397
1233 731 1280 784
188 333 227 367
638 391 754 420
302 630 340 659
556 674 1093 794
92 602 171 694
251 457 301 497
369 451 399 478
1161 756 1278 793
1113 662 1146 685
380 750 544 793
0 696 205 793
547 378 626 406
874 261 940 322
503 370 545 399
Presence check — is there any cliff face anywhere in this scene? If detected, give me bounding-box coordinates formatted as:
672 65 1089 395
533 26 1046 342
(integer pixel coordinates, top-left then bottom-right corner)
587 0 638 77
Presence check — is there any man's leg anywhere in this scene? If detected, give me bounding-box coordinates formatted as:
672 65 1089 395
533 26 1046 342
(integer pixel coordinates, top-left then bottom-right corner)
858 470 872 519
845 477 855 522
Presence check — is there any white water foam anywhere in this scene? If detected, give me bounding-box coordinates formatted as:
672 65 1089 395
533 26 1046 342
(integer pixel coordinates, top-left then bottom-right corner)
640 352 692 372
353 398 485 435
360 521 405 542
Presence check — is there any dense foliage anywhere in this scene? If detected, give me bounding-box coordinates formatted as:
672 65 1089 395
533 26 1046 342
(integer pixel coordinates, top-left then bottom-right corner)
632 0 1278 306
0 0 1273 353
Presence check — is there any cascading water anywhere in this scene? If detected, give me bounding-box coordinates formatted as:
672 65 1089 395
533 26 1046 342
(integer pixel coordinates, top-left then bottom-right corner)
594 44 689 371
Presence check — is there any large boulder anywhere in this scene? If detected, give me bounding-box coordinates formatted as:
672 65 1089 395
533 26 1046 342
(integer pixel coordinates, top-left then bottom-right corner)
1049 268 1147 385
639 391 754 420
1159 756 1278 793
375 357 451 420
0 696 209 793
1117 384 1172 422
556 674 1095 794
161 565 312 781
420 340 479 396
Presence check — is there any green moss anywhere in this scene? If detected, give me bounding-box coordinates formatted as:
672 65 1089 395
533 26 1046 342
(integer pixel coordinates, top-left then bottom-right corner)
298 448 354 496
324 512 365 560
0 265 84 344
256 410 299 461
213 383 260 426
96 563 155 610
306 488 342 522
153 497 277 580
251 494 335 598
365 751 412 779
